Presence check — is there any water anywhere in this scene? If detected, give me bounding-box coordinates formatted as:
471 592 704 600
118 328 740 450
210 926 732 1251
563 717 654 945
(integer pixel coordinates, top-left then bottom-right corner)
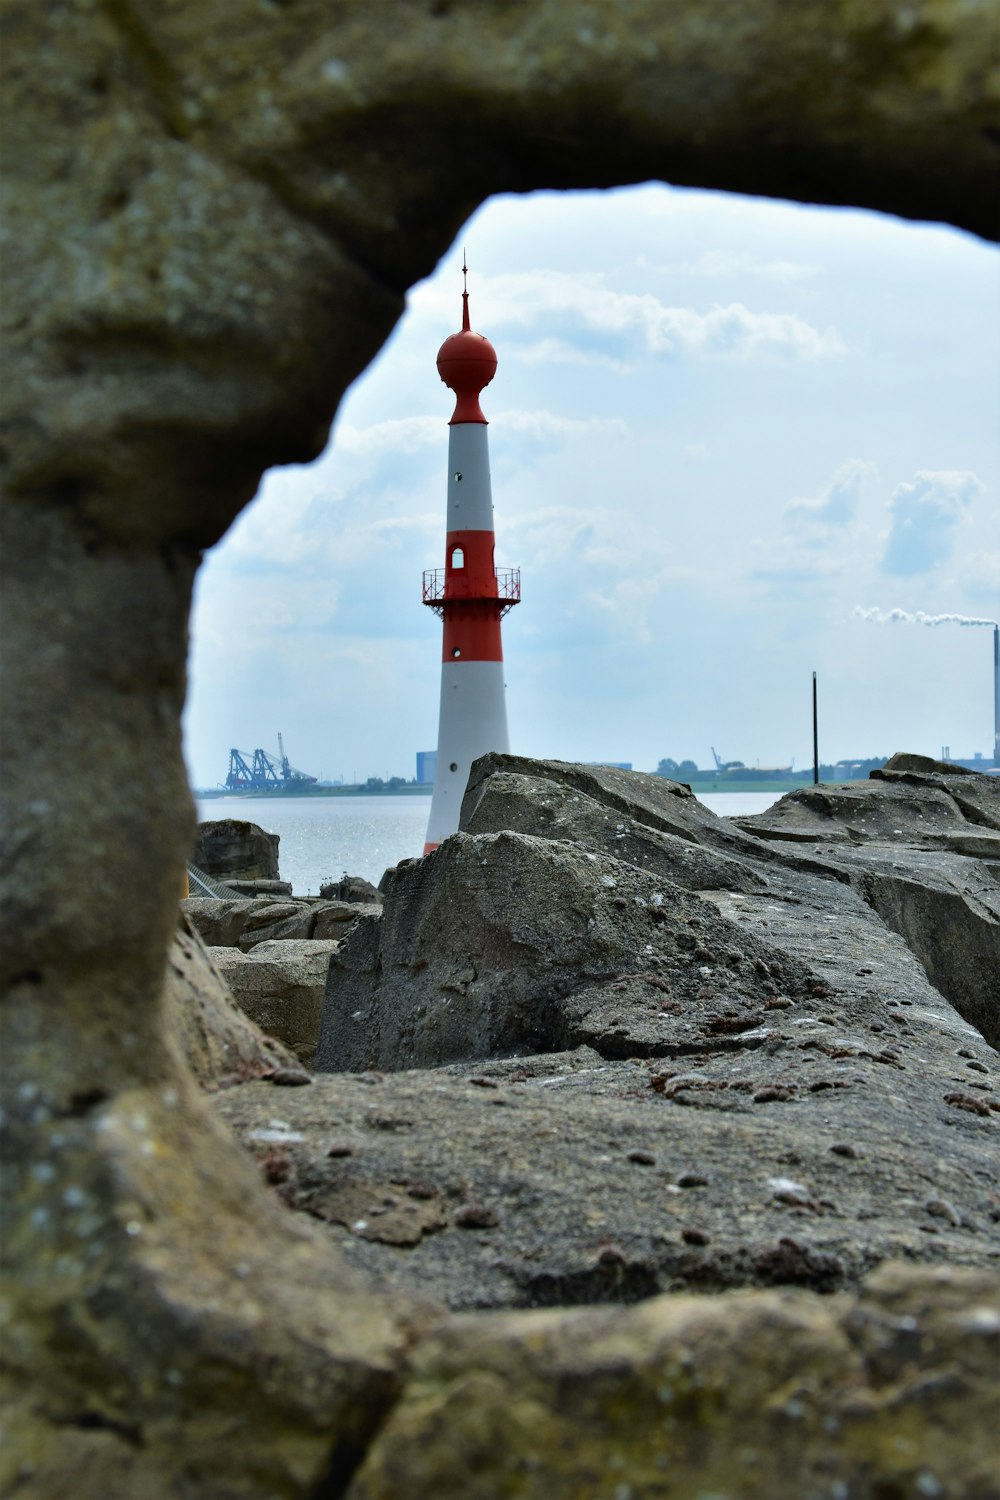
196 788 782 897
196 795 432 893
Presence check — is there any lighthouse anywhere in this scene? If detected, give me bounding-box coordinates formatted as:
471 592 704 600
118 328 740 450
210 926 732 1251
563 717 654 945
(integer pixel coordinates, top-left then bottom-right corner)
422 269 520 853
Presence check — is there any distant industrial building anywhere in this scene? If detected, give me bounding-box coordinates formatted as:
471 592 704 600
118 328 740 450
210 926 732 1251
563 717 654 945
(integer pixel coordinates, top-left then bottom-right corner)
416 750 437 786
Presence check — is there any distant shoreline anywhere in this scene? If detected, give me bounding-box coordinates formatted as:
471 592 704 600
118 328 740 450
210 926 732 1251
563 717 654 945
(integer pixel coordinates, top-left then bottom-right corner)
194 779 807 801
194 785 432 800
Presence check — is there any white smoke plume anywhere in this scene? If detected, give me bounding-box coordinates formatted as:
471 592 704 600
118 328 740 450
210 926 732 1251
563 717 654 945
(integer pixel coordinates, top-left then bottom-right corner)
853 607 997 627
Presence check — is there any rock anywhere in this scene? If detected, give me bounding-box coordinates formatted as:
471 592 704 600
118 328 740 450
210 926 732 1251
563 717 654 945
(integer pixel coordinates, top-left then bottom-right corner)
296 758 1000 1314
236 904 320 950
316 831 828 1072
224 1038 1000 1308
462 753 846 882
320 875 383 906
209 939 341 1067
224 878 295 898
461 763 767 893
732 758 999 850
192 819 281 881
6 1 1000 1492
314 902 384 941
165 917 300 1086
183 897 379 952
344 1264 1000 1500
233 954 1000 1313
181 896 300 949
733 761 1000 1048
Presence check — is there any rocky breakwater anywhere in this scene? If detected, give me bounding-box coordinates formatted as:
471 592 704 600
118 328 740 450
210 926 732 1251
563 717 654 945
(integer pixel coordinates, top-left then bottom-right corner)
207 756 1000 1325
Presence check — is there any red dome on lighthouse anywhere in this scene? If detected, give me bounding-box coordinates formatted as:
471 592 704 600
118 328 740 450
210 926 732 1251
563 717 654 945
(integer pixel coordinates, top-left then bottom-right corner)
437 279 496 425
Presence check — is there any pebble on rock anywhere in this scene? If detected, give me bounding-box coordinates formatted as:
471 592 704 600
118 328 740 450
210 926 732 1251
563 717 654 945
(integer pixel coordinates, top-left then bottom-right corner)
454 1203 499 1229
270 1068 312 1087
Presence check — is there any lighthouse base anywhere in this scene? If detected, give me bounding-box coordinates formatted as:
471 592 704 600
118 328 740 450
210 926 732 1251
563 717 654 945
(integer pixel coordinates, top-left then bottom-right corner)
424 660 510 851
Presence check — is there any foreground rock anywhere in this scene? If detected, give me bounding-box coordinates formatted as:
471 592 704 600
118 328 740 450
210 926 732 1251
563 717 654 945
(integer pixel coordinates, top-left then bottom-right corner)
344 1263 999 1500
192 819 280 882
166 918 301 1085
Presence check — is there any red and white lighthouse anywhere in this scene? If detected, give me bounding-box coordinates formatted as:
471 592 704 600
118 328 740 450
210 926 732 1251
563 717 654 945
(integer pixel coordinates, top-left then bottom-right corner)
422 271 520 853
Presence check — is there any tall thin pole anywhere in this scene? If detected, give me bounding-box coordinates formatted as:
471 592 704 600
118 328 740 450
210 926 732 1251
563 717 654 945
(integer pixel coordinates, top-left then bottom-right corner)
993 625 999 765
812 671 819 785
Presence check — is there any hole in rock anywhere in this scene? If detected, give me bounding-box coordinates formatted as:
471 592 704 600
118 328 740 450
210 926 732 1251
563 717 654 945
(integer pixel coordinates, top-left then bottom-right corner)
182 187 995 897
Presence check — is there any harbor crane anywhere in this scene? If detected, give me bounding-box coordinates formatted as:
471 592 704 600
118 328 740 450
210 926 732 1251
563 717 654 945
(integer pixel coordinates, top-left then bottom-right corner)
224 734 317 791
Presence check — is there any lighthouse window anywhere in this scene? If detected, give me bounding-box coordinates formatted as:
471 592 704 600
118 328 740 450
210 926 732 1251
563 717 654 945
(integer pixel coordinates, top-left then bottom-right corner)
451 547 465 568
451 647 462 658
449 762 458 772
454 471 462 481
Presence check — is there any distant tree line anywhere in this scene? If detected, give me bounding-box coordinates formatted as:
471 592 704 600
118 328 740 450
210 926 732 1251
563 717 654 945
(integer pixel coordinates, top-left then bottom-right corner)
652 756 889 782
654 758 700 777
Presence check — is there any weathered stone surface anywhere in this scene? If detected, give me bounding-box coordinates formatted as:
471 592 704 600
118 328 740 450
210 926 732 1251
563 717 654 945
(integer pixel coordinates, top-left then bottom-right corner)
462 754 848 882
180 897 264 949
166 918 300 1084
733 756 1000 1048
296 757 1000 1314
343 1264 1000 1500
0 1013 416 1500
192 819 281 882
316 830 828 1073
221 1024 1000 1312
210 939 340 1066
313 902 383 942
6 4 1000 1494
734 752 1000 849
461 764 768 893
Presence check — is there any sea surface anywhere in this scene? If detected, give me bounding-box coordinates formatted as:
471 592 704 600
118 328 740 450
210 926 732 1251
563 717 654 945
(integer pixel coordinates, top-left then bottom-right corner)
196 790 781 896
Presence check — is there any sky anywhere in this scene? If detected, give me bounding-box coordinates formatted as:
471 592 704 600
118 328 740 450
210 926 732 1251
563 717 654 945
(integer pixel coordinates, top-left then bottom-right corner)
183 184 999 788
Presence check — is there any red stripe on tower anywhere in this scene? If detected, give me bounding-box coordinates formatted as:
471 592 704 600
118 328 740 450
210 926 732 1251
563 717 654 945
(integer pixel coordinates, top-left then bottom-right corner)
421 263 520 853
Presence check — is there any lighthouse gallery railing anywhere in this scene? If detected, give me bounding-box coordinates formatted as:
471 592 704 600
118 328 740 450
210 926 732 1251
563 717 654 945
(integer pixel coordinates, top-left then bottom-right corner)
421 567 521 616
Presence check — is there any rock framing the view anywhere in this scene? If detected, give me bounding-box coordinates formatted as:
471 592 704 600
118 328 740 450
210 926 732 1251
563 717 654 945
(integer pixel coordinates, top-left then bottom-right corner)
3 3 999 1495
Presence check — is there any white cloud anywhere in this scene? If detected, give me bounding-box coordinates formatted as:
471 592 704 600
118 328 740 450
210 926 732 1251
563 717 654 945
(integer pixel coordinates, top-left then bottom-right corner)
785 459 875 526
584 571 672 645
512 337 632 371
650 250 821 283
334 415 441 457
953 550 1000 592
882 470 985 576
492 409 627 441
413 269 849 363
